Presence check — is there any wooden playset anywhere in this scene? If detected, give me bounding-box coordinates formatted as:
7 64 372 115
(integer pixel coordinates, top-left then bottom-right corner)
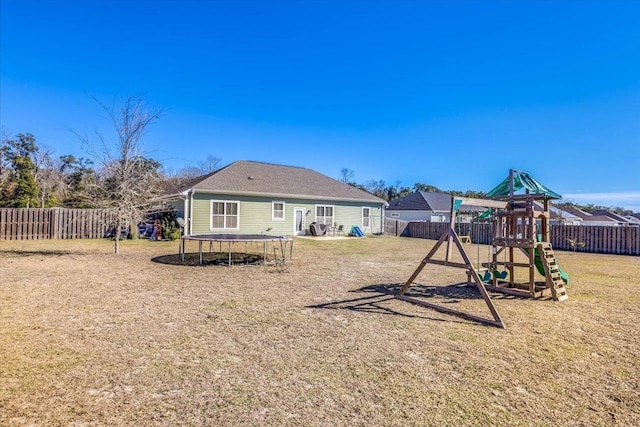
397 170 569 329
485 170 568 301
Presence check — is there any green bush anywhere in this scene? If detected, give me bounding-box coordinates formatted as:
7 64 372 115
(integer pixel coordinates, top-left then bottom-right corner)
153 209 182 241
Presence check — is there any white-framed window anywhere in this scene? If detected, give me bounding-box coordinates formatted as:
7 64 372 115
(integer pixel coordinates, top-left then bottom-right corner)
272 201 285 221
315 205 334 225
362 207 371 228
431 214 446 223
211 200 240 229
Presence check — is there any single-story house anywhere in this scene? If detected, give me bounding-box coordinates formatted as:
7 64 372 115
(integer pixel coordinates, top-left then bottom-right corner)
385 191 482 223
561 207 623 226
548 206 583 225
157 160 386 236
532 202 582 225
591 209 639 226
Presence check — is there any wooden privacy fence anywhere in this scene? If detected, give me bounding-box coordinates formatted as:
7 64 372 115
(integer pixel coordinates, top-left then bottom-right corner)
407 222 493 244
384 218 411 237
0 208 116 240
551 224 640 255
404 221 639 256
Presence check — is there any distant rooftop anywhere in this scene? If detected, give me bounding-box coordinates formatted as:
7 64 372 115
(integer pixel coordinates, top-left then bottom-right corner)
562 207 620 223
387 191 484 212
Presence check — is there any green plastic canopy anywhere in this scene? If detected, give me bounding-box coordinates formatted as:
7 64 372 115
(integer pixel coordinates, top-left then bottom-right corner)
486 170 561 199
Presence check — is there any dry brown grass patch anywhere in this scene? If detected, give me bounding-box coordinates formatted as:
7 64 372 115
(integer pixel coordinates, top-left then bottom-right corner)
1 236 639 426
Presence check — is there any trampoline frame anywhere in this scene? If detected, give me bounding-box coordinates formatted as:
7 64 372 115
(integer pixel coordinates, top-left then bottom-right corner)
180 234 293 266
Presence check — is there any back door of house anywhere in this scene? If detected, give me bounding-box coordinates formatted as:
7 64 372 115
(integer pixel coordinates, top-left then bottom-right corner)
294 208 306 235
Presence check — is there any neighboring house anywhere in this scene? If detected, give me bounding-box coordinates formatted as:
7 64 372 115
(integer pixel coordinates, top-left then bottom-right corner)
534 202 582 225
591 209 638 226
623 215 640 226
385 191 482 223
562 207 622 226
157 160 386 236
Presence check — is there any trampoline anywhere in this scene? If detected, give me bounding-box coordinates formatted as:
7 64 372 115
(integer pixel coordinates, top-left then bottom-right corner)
180 234 293 266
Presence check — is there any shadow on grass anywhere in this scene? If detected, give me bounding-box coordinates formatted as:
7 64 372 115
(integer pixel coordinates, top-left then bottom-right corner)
307 282 494 324
359 282 487 301
308 281 514 327
151 252 264 266
0 249 80 257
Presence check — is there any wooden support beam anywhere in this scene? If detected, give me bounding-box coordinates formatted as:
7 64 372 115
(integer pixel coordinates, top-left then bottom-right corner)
398 227 506 329
422 259 470 269
446 207 456 262
454 197 508 209
492 261 533 268
485 285 545 299
396 295 504 328
451 232 505 326
398 230 449 295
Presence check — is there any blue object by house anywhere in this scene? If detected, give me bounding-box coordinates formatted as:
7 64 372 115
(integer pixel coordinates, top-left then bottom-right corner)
350 225 365 237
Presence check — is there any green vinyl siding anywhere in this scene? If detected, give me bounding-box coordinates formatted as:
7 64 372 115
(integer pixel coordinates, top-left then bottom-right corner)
334 203 383 234
189 192 383 236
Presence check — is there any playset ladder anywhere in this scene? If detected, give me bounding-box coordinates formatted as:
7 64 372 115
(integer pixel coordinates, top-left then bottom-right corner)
537 243 568 301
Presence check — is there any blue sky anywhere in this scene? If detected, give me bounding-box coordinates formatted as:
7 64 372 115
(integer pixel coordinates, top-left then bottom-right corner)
1 0 639 211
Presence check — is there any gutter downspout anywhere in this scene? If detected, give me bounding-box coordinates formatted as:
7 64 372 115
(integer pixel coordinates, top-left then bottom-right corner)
382 202 388 234
188 190 194 235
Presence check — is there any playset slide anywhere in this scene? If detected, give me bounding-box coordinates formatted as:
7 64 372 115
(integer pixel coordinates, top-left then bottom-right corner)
532 247 570 284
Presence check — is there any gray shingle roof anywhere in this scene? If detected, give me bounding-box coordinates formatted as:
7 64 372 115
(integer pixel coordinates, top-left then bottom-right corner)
386 191 432 211
624 215 640 224
533 202 582 221
386 191 482 212
562 207 619 223
591 210 631 223
166 160 385 204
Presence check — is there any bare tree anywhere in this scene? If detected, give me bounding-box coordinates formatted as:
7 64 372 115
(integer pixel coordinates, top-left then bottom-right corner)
364 179 388 199
197 155 221 175
339 167 355 184
178 166 206 180
160 155 222 192
0 129 12 200
33 144 63 207
74 95 164 254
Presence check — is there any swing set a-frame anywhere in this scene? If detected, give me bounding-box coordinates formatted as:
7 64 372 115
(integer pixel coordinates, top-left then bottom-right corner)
396 197 509 329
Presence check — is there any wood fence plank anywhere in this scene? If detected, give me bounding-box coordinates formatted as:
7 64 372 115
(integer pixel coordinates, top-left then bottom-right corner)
402 220 639 256
1 208 114 240
1 208 639 254
0 209 6 240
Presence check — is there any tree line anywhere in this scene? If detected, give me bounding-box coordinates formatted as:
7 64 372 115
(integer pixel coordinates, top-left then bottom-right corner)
2 133 633 217
1 95 222 253
0 133 220 209
1 94 634 232
340 167 490 203
338 168 635 216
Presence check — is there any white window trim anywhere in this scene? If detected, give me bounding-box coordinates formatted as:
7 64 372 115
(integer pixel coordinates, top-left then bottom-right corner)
315 204 334 225
362 206 371 228
210 200 240 230
272 201 286 221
